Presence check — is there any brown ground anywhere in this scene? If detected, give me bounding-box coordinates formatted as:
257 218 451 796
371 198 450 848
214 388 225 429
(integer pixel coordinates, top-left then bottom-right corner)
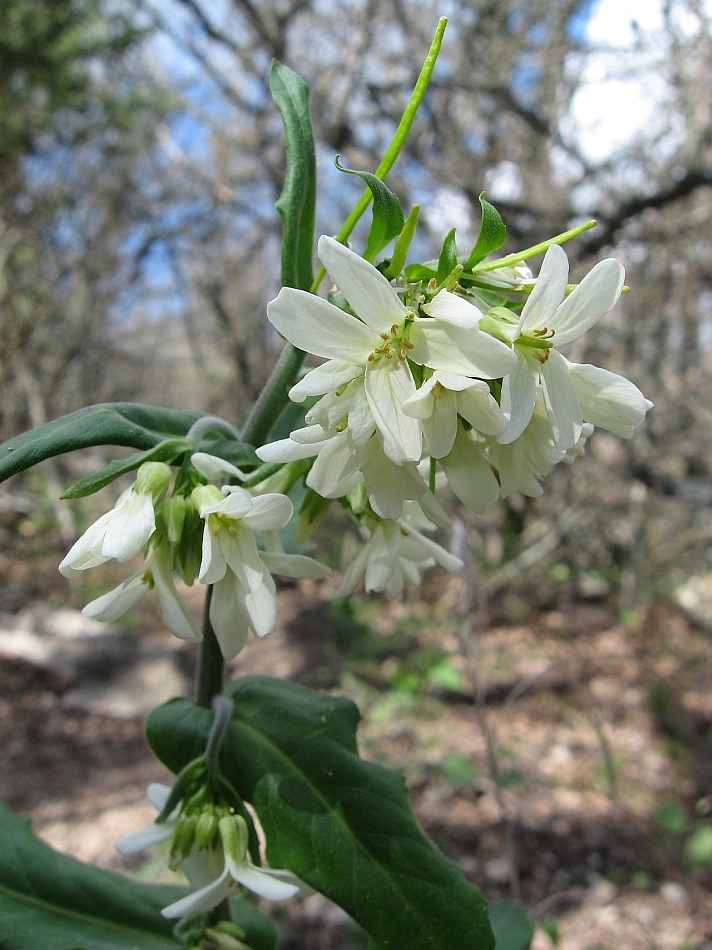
1 520 712 950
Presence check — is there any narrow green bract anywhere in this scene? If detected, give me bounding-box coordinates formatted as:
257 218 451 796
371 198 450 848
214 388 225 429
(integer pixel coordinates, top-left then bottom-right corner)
464 193 507 270
334 157 405 262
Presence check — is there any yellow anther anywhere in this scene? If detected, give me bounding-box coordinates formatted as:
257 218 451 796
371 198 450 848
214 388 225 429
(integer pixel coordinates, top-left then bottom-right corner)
380 332 390 341
402 338 414 349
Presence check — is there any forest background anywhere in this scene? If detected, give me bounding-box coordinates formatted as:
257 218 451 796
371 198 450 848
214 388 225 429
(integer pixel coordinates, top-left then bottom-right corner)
2 1 712 948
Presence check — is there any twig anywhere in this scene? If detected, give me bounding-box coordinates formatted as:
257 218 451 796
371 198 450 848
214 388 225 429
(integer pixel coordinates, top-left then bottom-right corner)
589 706 621 819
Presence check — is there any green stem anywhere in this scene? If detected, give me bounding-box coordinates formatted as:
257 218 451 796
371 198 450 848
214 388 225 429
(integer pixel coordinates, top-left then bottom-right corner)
195 586 224 709
310 16 447 294
472 219 598 273
239 340 305 450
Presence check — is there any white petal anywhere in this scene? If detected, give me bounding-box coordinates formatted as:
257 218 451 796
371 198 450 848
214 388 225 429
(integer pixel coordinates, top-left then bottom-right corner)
199 523 227 585
540 348 583 450
567 360 651 436
498 352 537 444
115 821 174 856
401 375 437 419
191 453 245 481
422 387 458 459
400 526 464 574
102 491 156 562
289 425 333 445
410 322 517 378
289 360 362 401
152 546 202 643
346 382 376 451
267 287 375 363
210 574 250 660
147 783 172 812
334 543 371 598
58 510 114 576
161 867 231 919
361 449 425 520
228 859 301 901
456 384 505 436
256 436 323 463
364 359 421 464
417 489 451 529
243 566 277 638
517 244 569 336
241 493 293 531
203 491 253 520
306 432 362 498
260 551 332 580
422 290 482 328
442 430 500 515
547 258 624 345
82 573 148 623
220 526 264 593
318 235 406 333
364 522 402 593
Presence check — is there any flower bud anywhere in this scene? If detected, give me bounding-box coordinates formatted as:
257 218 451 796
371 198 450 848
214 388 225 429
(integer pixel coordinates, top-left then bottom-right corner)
194 809 219 850
135 462 172 505
162 495 187 544
170 814 197 867
218 815 248 863
191 484 224 515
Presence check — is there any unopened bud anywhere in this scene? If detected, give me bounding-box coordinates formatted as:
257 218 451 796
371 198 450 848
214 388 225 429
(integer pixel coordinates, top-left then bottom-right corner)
195 809 219 850
162 495 186 544
170 814 197 866
135 462 172 505
191 484 224 515
218 815 248 863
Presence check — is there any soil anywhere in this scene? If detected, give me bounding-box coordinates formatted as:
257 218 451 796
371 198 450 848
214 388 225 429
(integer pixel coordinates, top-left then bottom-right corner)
2 522 712 950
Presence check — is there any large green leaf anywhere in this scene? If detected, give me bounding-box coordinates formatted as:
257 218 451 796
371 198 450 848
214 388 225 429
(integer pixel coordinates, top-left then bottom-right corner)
61 439 193 499
147 677 495 950
334 158 405 262
0 803 181 950
270 62 316 292
489 902 534 950
0 403 204 485
0 804 277 950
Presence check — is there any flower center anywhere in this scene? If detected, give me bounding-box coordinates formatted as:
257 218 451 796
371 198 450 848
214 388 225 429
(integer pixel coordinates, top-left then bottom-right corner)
368 315 415 362
516 327 555 363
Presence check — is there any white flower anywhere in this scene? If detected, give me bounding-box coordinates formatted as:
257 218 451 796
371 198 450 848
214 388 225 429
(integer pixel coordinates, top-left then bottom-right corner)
59 462 171 576
117 786 304 920
401 370 505 458
267 236 515 465
193 485 330 659
487 400 565 497
81 537 201 643
497 244 627 450
335 501 463 598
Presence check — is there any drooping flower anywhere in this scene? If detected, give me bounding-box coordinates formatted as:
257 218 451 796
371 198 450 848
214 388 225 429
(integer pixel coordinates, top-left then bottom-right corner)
59 462 171 576
401 370 505 459
116 786 304 920
486 399 566 498
335 501 463 598
81 535 201 643
496 244 629 450
192 485 330 659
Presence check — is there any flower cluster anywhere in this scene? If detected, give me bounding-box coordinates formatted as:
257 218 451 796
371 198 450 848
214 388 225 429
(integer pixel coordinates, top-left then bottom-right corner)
117 784 306 919
60 457 330 659
257 235 651 535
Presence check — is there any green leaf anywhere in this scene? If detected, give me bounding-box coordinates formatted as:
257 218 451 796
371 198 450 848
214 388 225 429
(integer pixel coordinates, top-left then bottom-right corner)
464 193 507 270
404 262 437 282
270 62 316 291
489 902 534 950
0 403 204 485
334 157 405 262
229 898 278 950
437 228 458 285
147 677 495 950
0 803 182 950
61 439 193 499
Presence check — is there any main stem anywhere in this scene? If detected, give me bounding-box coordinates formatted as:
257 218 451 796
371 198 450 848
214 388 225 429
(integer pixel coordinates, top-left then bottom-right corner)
195 586 224 708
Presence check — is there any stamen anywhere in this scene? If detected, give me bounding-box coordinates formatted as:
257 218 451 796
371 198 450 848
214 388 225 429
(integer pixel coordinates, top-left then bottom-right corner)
402 339 414 349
